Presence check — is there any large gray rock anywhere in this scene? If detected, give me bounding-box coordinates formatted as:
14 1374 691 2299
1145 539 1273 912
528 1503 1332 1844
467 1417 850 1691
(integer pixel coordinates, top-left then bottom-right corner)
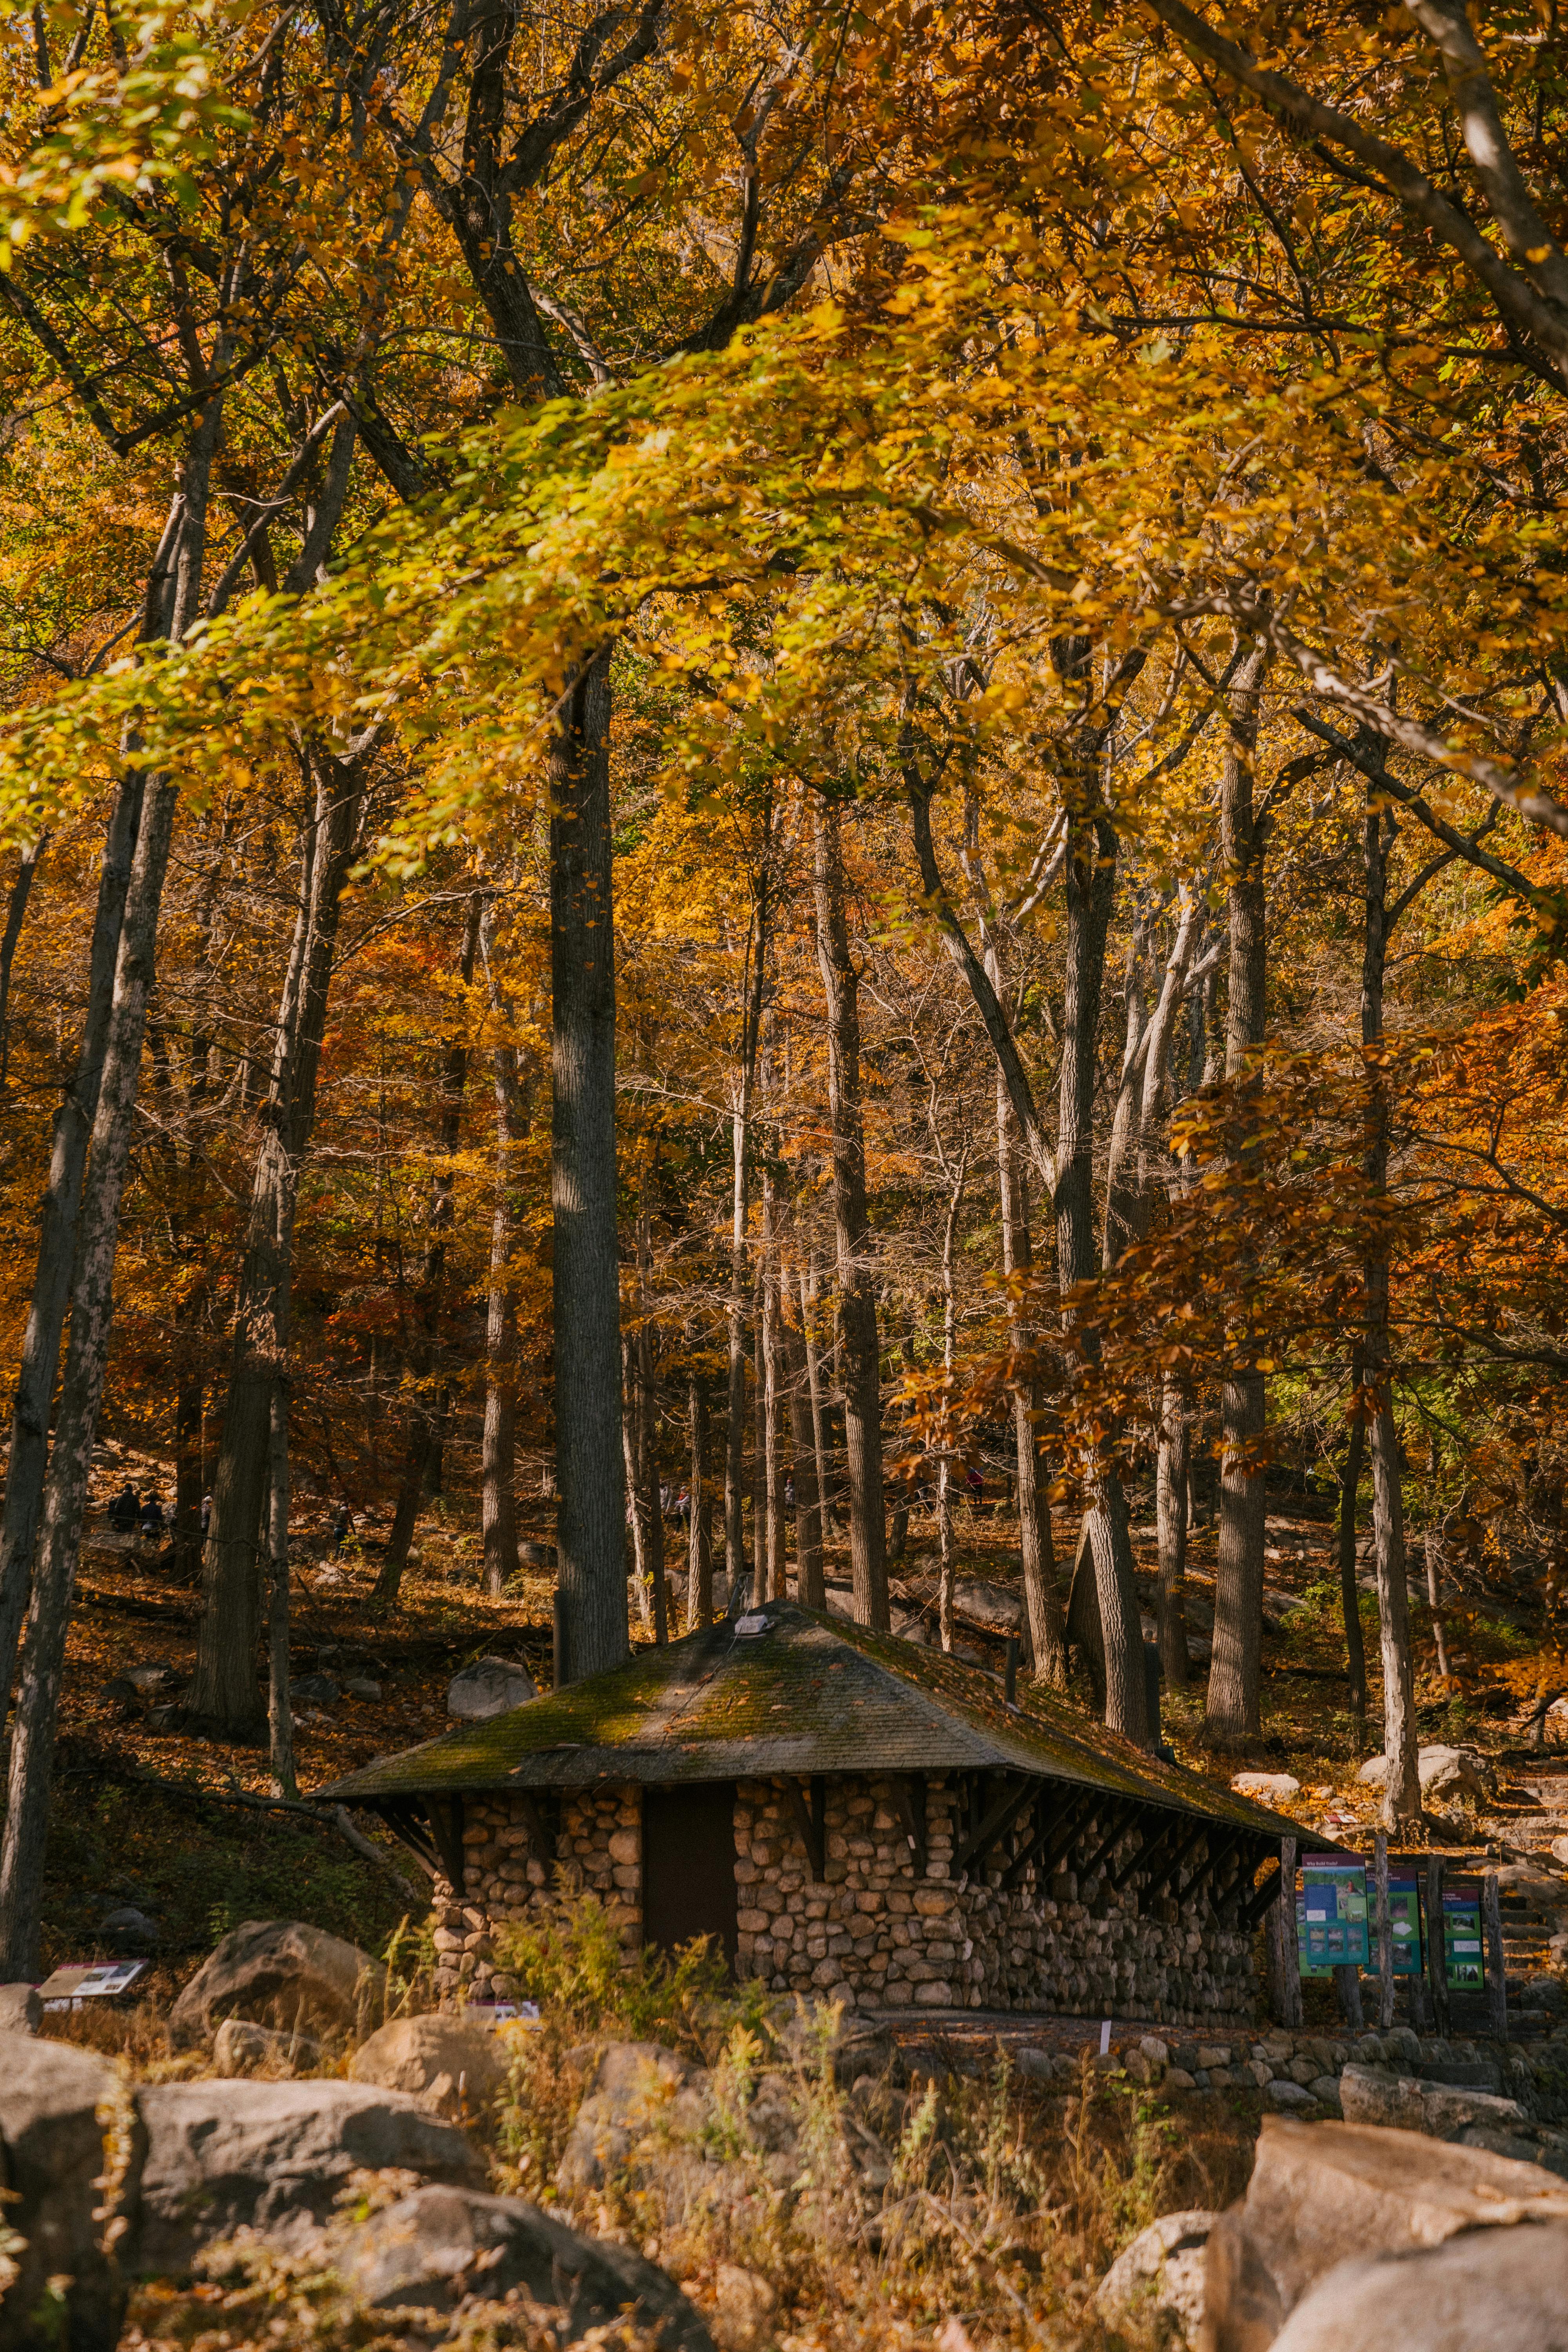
1340 2064 1530 2140
446 1656 537 1720
0 1986 40 2037
558 2041 709 2192
336 2182 713 2348
1200 2116 1568 2351
0 2032 125 2352
1096 2208 1216 2344
349 2011 511 2122
212 2016 320 2076
1355 1746 1486 1804
123 2077 482 2274
1268 2220 1568 2351
168 1918 386 2050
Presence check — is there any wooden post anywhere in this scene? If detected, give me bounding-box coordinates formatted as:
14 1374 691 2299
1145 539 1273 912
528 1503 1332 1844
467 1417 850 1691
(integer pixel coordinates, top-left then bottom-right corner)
1269 1836 1303 2029
1483 1869 1508 2042
1426 1855 1450 2036
1334 1963 1363 2029
1374 1832 1395 2031
1004 1634 1018 1706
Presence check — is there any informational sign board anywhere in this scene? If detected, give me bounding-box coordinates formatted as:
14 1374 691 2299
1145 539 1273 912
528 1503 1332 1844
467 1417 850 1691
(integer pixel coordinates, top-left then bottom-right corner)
1441 1878 1485 1990
1361 1866 1423 1982
37 1959 147 2011
1296 1853 1370 1975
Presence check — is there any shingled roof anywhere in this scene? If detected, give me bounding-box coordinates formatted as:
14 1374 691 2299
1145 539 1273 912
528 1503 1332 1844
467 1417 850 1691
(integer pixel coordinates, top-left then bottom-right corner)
322 1599 1300 1842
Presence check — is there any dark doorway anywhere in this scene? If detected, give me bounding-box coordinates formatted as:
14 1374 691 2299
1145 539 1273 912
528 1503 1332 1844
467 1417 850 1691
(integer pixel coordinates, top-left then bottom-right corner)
641 1782 738 1971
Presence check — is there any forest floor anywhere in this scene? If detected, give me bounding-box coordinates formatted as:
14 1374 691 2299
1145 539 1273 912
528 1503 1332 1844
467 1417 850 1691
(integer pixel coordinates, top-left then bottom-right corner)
40 1441 1568 2008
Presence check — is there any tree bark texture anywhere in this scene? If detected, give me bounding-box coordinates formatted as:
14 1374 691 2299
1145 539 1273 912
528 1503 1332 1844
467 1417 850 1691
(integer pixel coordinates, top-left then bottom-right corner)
996 1062 1067 1685
480 948 527 1597
1207 638 1272 1741
812 800 888 1630
1338 1400 1368 1735
266 1376 296 1798
1055 807 1147 1744
687 1372 713 1628
549 657 626 1680
0 775 180 1975
1156 1374 1192 1686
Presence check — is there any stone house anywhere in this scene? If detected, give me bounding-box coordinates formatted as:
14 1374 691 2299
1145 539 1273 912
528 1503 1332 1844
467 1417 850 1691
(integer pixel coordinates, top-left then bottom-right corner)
327 1600 1299 2024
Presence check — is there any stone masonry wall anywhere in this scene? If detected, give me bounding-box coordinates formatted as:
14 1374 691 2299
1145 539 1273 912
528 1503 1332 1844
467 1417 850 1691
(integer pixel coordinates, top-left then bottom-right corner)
430 1774 1256 2026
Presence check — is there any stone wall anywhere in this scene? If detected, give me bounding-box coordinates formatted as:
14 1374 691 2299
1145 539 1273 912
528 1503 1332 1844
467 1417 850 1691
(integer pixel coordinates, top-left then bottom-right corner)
429 1773 1256 2026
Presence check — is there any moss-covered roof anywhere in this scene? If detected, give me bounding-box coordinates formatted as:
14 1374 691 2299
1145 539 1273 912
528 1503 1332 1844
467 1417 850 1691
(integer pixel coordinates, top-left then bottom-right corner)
322 1601 1299 1840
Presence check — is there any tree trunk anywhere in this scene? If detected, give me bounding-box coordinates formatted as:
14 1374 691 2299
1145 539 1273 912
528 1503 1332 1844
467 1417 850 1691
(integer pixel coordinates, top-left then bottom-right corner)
549 656 627 1681
996 1079 1066 1684
799 1256 832 1535
1361 793 1420 1829
479 905 530 1600
782 1311 824 1607
687 1373 712 1628
0 497 187 1705
725 862 769 1608
1338 1400 1368 1737
188 743 369 1730
1156 1374 1192 1686
372 896 481 1612
812 800 888 1630
266 1377 295 1798
1207 639 1272 1741
0 774 180 1974
1056 807 1147 1744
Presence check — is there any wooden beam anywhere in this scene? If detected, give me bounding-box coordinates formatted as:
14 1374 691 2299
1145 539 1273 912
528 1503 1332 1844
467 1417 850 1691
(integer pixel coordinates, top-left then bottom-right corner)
1079 1803 1145 1887
1002 1788 1099 1892
1110 1812 1179 1894
891 1777 927 1877
1176 1828 1241 1906
955 1775 1036 1873
374 1798 441 1873
425 1795 467 1895
785 1777 824 1882
1240 1849 1287 1931
1142 1818 1212 1904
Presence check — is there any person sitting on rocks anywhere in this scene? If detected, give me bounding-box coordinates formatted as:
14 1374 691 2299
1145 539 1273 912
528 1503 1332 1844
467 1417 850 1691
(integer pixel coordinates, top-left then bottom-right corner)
138 1494 165 1541
107 1483 139 1532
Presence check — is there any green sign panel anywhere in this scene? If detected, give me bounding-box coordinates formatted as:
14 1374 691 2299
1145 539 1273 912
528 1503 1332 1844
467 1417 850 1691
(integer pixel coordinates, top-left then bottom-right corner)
1385 1871 1423 1976
1296 1853 1370 1975
1441 1880 1485 1990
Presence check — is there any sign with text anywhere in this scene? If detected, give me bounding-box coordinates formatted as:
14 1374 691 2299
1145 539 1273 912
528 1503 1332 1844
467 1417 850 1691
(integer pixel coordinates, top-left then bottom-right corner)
1441 1878 1485 1990
1296 1853 1370 1975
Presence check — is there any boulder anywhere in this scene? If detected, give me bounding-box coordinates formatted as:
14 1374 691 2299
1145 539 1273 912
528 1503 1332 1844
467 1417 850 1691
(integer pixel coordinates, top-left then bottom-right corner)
1339 2065 1530 2140
1268 2220 1568 2352
1199 2115 1568 2350
212 2016 320 2076
123 2077 483 2275
336 2182 712 2348
712 2262 778 2352
167 1918 385 2049
1096 2209 1216 2344
0 1985 40 2036
953 1577 1022 1633
1356 1746 1486 1803
558 2041 709 2192
0 2032 125 2352
350 2011 510 2121
1231 1774 1302 1803
446 1656 538 1720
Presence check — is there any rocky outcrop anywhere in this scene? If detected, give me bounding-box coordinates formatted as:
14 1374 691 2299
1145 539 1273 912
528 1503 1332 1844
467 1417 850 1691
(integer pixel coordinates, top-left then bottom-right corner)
123 2078 483 2275
446 1657 537 1720
168 1919 386 2049
1355 1745 1488 1804
212 2017 321 2075
1096 2209 1216 2344
1198 2115 1568 2350
1267 2220 1568 2352
350 2011 512 2122
558 2041 709 2192
0 2034 127 2352
336 2182 713 2348
0 1987 40 2037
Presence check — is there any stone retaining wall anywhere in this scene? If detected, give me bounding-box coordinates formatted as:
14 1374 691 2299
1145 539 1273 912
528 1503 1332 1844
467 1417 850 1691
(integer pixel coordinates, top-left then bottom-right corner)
430 1773 1257 2026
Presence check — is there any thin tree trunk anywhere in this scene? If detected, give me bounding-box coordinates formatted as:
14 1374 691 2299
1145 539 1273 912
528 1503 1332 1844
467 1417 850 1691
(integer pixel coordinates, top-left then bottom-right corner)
372 896 481 1612
1338 1399 1368 1737
479 905 529 1601
937 1144 968 1654
996 1082 1066 1684
549 655 626 1680
1056 806 1147 1744
1156 1375 1191 1686
751 1286 768 1606
725 861 769 1607
0 497 185 1706
812 800 888 1631
782 1310 824 1606
266 1377 295 1798
1207 639 1272 1741
189 744 369 1728
687 1372 712 1628
0 837 45 1088
800 1256 831 1535
1361 793 1420 1829
0 774 180 1974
